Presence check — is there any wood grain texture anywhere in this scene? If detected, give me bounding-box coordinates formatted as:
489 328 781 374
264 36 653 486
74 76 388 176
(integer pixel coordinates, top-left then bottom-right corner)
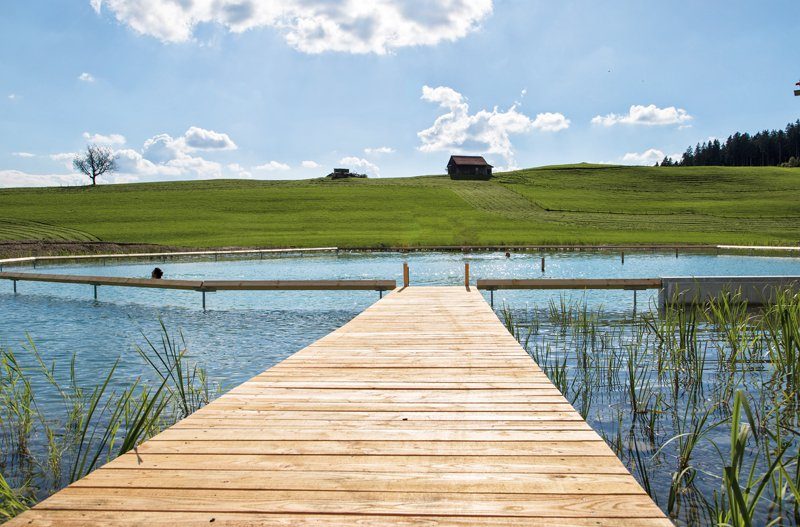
7 286 669 526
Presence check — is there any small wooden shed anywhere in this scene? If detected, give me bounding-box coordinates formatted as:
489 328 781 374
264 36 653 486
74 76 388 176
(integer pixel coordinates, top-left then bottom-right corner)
447 156 493 180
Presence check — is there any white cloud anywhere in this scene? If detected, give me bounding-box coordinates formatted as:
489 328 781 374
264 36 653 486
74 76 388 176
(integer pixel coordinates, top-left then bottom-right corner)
592 104 693 127
139 127 235 160
531 112 570 132
83 132 126 146
339 156 379 176
301 160 321 169
12 152 35 158
183 126 237 151
254 161 290 171
117 145 225 179
49 152 77 170
90 0 493 54
139 126 236 168
364 146 395 155
7 94 18 101
621 148 665 166
78 72 96 83
142 134 181 163
3 127 243 187
418 85 565 166
227 163 252 179
0 170 89 188
116 127 240 181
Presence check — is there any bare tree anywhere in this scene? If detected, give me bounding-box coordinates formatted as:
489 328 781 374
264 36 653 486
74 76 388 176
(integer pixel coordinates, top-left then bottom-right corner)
73 145 118 186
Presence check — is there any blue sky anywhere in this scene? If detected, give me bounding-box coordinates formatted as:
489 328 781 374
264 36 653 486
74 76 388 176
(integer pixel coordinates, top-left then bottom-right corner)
1 0 798 186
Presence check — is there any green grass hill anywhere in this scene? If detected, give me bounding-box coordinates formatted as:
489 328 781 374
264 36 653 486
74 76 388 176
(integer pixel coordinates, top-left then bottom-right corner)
1 164 799 249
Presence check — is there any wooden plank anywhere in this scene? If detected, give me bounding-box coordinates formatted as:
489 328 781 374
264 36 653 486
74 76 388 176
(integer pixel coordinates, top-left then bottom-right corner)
33 488 668 518
8 511 675 526
0 272 395 292
72 469 647 494
477 278 662 290
6 286 667 526
104 453 631 474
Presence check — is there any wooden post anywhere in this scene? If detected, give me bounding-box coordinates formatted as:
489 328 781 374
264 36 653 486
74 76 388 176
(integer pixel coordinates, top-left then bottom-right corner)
12 280 17 294
621 251 625 265
464 262 470 290
675 248 679 258
93 284 98 301
202 291 206 311
541 256 545 273
403 263 409 288
633 289 637 317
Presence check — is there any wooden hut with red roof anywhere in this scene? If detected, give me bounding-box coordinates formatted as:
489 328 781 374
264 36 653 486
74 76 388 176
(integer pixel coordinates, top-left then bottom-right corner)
447 155 493 180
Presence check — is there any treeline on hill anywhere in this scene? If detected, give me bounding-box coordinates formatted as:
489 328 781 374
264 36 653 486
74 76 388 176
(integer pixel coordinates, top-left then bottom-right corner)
660 119 800 168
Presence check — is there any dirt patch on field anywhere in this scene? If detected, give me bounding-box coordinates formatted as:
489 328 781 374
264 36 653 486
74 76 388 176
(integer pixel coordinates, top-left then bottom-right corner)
0 241 183 259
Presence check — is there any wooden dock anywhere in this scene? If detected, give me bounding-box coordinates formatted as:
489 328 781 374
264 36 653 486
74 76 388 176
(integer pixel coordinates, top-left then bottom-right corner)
8 286 669 526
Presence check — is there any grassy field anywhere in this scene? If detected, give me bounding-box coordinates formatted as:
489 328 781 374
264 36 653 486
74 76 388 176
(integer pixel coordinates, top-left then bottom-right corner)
1 164 799 250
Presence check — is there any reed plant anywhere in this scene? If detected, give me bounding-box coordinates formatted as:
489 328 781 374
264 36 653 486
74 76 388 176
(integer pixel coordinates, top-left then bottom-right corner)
500 290 800 526
0 322 216 521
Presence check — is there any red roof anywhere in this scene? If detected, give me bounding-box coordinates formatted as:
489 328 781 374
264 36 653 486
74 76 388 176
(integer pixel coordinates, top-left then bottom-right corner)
448 155 493 167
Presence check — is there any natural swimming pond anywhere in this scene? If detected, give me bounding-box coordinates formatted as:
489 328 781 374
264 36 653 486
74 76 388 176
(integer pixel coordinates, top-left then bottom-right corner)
2 249 800 524
3 250 800 387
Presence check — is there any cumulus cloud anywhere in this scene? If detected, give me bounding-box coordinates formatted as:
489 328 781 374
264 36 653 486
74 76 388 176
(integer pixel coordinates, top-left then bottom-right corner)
227 163 252 179
83 132 126 146
78 72 95 83
418 85 566 166
620 148 666 166
8 94 18 100
592 104 693 127
0 170 92 188
339 156 379 176
116 127 241 180
89 0 493 54
183 126 237 150
137 127 235 162
1 127 245 187
531 112 570 132
254 161 290 171
12 152 35 158
301 160 321 169
364 146 395 155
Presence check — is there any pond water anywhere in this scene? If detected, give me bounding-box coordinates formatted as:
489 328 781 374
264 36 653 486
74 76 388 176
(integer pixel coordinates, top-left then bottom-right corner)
2 250 800 392
2 250 800 524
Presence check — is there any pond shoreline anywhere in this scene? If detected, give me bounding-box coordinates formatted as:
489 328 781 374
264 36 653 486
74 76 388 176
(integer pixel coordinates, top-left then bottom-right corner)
9 241 800 264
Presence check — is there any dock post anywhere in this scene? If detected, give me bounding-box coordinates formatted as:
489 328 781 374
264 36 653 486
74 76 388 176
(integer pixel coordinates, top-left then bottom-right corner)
379 290 384 299
490 289 494 308
675 248 679 258
633 289 637 317
464 263 470 290
12 280 17 294
403 263 409 288
202 291 206 311
93 285 98 301
621 251 625 265
541 256 545 273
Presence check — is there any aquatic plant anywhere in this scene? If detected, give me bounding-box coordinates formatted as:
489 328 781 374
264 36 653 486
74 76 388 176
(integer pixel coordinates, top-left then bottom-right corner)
0 323 217 521
501 291 800 526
